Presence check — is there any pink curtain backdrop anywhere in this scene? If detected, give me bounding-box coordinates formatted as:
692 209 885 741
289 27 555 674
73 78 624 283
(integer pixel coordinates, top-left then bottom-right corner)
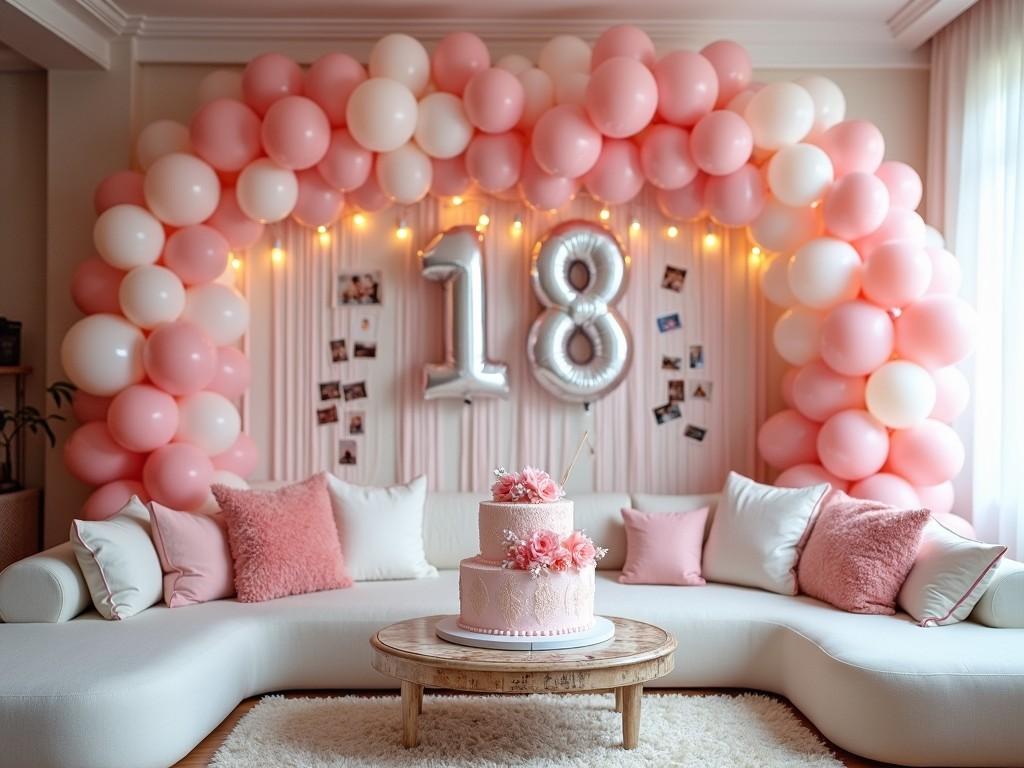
262 190 768 495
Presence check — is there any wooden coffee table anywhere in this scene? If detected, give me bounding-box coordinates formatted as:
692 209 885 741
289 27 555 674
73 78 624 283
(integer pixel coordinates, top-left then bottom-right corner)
370 615 676 750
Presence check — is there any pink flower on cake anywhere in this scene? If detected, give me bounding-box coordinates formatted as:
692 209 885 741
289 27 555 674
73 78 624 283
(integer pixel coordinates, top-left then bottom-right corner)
527 529 560 564
549 546 573 572
491 470 522 502
520 466 565 503
563 530 598 568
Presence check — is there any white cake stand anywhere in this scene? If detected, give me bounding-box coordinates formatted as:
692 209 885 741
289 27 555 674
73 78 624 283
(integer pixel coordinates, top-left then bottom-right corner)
435 615 616 651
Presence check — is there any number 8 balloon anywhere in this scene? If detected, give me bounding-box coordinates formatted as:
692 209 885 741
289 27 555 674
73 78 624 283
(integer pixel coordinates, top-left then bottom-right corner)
527 221 632 404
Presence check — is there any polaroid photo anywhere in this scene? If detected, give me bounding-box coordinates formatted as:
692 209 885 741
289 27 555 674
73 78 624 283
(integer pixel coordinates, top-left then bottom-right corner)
353 341 377 359
661 265 687 293
657 312 682 333
653 402 683 425
337 271 382 306
343 381 368 401
661 355 683 371
668 379 686 403
347 411 365 436
319 380 341 401
353 311 377 342
689 380 713 401
685 424 708 442
689 344 704 370
338 439 358 466
316 405 338 425
330 338 348 363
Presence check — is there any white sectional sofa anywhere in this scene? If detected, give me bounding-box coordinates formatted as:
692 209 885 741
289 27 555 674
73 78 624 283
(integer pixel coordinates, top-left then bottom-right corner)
1 491 1022 768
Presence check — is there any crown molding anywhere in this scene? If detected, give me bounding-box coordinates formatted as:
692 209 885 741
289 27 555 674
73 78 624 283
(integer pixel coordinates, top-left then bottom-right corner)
888 0 977 50
0 0 117 68
0 44 42 71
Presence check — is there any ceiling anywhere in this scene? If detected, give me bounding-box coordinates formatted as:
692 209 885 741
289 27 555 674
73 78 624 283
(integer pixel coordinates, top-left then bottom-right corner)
0 0 977 71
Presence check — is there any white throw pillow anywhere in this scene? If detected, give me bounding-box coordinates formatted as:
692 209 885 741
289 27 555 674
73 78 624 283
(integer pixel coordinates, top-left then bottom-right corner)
325 474 437 581
970 558 1024 628
70 496 163 620
702 471 829 595
898 518 1006 626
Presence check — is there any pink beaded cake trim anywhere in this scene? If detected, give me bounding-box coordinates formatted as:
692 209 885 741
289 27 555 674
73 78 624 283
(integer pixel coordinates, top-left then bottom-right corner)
456 619 594 637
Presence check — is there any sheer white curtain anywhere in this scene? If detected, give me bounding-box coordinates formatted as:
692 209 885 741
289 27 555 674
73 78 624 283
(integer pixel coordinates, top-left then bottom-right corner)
928 0 1024 557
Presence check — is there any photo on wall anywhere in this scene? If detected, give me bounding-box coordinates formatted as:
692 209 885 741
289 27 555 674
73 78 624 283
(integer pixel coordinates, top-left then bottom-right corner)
343 381 368 401
689 380 713 401
354 342 377 359
661 265 687 293
668 379 686 403
337 271 382 305
689 344 704 370
685 424 708 442
347 411 365 435
330 339 348 363
338 439 358 465
661 355 683 371
653 402 683 425
319 381 341 401
316 406 338 425
657 312 682 333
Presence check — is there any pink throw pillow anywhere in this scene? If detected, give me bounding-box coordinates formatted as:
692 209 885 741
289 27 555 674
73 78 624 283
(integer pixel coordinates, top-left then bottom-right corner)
619 507 708 586
149 502 235 608
213 473 352 602
797 491 930 614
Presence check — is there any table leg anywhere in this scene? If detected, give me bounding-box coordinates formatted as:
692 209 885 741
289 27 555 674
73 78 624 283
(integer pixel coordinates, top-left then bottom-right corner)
614 687 623 712
621 683 642 749
401 680 422 748
416 684 423 714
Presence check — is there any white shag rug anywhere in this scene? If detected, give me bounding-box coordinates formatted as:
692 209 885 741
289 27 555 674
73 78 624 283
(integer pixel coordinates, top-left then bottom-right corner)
210 692 842 767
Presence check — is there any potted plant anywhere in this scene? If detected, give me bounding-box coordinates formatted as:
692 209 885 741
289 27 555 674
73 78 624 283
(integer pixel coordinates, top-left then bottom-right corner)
0 381 74 492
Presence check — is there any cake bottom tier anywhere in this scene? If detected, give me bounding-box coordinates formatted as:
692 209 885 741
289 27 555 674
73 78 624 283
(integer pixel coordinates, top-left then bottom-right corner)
457 557 595 636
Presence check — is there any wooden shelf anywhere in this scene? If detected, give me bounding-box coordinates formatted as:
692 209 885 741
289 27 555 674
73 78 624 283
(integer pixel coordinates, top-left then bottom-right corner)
0 366 31 376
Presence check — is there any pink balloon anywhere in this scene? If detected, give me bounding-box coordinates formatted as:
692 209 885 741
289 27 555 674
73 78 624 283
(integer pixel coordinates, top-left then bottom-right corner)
700 40 752 108
823 172 890 240
888 419 965 486
792 361 866 422
932 511 975 538
916 481 955 517
71 258 124 315
432 32 491 95
143 320 217 396
656 174 707 221
465 132 524 193
583 139 644 205
926 247 962 295
896 295 977 369
106 384 179 453
862 240 932 309
592 25 656 70
190 99 262 172
757 409 821 470
211 432 259 478
820 300 895 377
463 68 525 134
143 442 215 511
80 480 149 521
852 208 926 258
781 367 799 409
430 155 472 197
72 391 112 423
261 96 331 170
204 189 264 250
639 125 697 190
817 409 890 481
348 172 391 213
531 104 603 178
930 366 969 422
690 110 753 176
875 161 922 211
849 473 921 508
94 170 146 214
653 51 719 126
208 346 251 399
163 225 230 286
775 462 849 492
292 168 344 228
817 120 885 177
704 163 765 227
304 52 366 127
316 129 373 192
242 52 303 116
519 152 578 211
64 422 145 485
584 56 658 138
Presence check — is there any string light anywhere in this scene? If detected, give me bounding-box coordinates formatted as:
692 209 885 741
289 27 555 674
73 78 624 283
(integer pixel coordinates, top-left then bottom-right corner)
451 195 464 206
599 208 611 222
316 224 331 247
511 215 523 235
270 240 285 265
629 216 641 234
353 212 367 228
476 213 490 232
395 218 410 240
749 246 763 265
703 224 719 248
666 225 680 239
810 200 821 209
230 253 242 271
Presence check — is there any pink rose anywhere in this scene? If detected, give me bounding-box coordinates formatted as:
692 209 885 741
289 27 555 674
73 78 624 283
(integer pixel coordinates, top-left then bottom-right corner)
549 546 572 572
519 466 564 504
536 477 562 503
563 530 598 568
512 543 531 570
527 529 560 564
491 471 521 502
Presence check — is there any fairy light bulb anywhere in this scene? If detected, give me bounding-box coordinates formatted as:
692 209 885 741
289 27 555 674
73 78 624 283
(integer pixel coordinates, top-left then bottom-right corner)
230 253 242 271
451 195 464 206
476 212 490 232
352 212 367 228
666 225 680 239
316 225 331 247
599 207 611 222
511 215 523 235
749 245 763 265
395 219 410 240
703 224 719 248
270 240 285 265
629 217 641 234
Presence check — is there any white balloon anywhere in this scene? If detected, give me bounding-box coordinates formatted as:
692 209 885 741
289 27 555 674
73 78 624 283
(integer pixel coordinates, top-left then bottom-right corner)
749 197 824 254
767 143 834 207
794 75 846 137
93 204 166 270
144 152 221 227
135 119 191 171
182 283 249 345
368 34 430 96
930 366 970 422
236 158 298 223
726 86 760 116
346 78 418 152
787 237 862 310
866 360 937 429
760 253 797 307
924 224 945 249
555 71 590 106
61 314 145 396
196 468 249 514
495 54 533 75
538 36 591 80
376 142 433 204
773 307 823 365
175 391 241 456
414 92 473 159
744 82 815 151
197 69 244 105
517 68 555 130
119 265 186 329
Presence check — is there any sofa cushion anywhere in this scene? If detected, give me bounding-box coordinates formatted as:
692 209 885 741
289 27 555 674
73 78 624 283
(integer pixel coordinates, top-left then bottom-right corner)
149 502 235 608
619 506 708 586
971 558 1024 628
630 492 720 542
0 542 90 623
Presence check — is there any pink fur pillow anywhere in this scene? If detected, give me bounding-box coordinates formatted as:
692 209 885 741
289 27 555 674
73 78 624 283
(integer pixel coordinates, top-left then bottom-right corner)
212 473 351 602
619 507 708 586
797 491 930 614
149 502 235 608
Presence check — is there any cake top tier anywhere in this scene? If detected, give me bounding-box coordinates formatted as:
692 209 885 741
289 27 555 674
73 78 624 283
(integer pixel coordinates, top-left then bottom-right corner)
491 466 565 504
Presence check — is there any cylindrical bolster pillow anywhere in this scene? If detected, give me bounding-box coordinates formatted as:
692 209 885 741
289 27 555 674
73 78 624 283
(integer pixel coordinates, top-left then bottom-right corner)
0 542 92 623
970 558 1024 628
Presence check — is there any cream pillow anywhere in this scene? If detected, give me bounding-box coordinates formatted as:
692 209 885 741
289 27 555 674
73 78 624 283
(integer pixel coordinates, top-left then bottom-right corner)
325 474 437 581
70 496 163 620
898 518 1006 626
702 471 829 595
970 558 1024 628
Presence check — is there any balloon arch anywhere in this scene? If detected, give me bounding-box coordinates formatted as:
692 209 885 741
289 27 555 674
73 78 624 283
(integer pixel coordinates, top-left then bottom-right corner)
60 25 976 523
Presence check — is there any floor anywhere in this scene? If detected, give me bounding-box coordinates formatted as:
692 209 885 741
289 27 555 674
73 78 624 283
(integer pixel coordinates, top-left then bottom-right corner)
172 687 901 767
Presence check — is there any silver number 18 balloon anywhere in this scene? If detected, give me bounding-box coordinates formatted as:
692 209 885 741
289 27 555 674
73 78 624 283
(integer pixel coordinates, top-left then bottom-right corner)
527 220 633 404
420 225 510 401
